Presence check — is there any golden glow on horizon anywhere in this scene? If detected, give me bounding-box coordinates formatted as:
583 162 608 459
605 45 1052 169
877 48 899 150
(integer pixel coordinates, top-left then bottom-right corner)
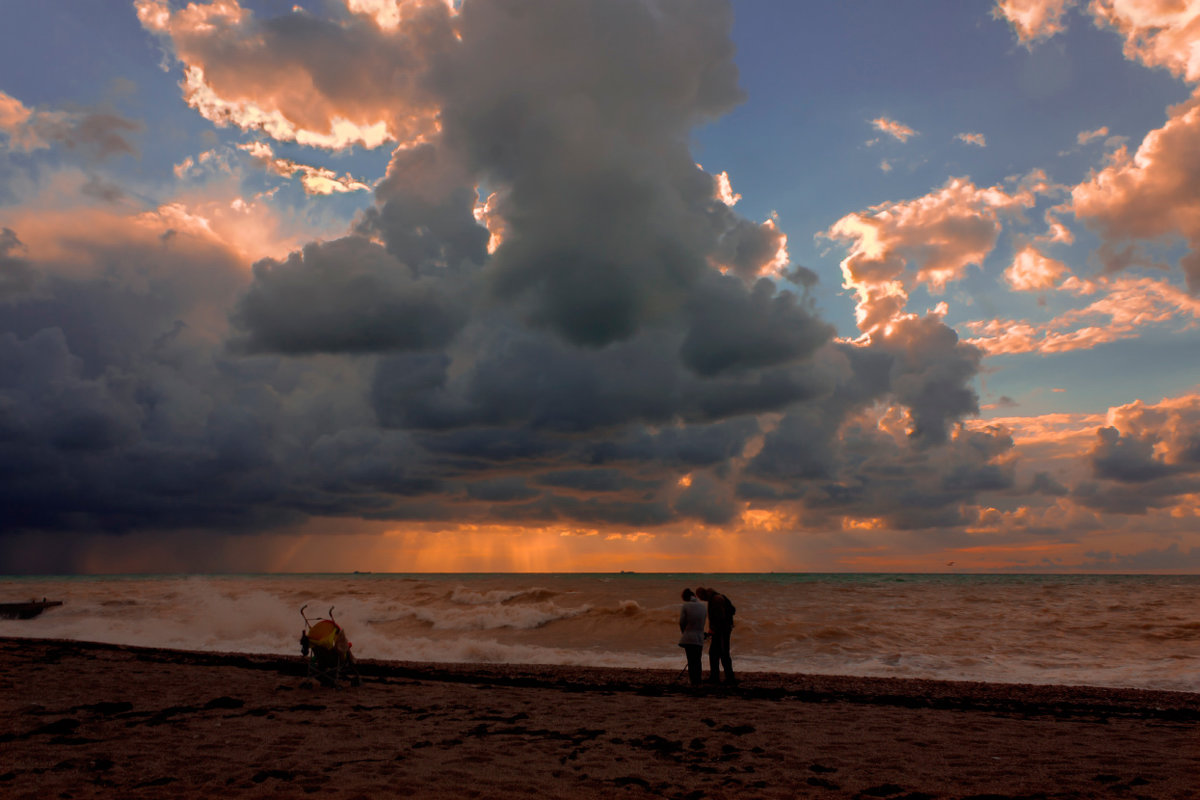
955 542 1080 554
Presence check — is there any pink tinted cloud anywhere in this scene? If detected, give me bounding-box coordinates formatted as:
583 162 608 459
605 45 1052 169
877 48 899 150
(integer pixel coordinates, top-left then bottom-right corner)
1077 125 1109 145
962 393 1200 544
713 170 741 207
0 91 138 159
472 190 507 254
0 92 44 151
871 116 917 142
135 0 456 150
0 198 248 333
992 0 1076 44
1004 244 1070 290
345 0 458 31
1104 392 1200 467
965 274 1200 354
996 1 1200 80
1036 211 1075 244
1090 0 1200 82
971 410 1105 450
1075 392 1200 515
237 141 371 195
956 132 987 147
1072 96 1200 291
824 177 1039 335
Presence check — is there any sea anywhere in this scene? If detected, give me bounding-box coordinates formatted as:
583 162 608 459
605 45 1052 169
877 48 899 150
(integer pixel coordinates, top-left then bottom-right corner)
1 573 1198 693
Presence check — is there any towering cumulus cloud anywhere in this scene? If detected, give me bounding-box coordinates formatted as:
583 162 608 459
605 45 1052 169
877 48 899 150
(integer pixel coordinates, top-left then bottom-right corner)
0 0 1016 570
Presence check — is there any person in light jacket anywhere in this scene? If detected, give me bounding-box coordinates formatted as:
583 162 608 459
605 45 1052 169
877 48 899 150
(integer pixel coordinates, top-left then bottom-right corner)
678 588 708 686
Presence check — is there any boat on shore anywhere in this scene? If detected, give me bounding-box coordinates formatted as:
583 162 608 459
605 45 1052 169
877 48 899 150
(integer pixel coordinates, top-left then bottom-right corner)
0 599 63 620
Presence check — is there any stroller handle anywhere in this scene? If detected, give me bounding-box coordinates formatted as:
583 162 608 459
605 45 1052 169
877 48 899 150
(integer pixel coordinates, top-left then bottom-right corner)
299 604 338 627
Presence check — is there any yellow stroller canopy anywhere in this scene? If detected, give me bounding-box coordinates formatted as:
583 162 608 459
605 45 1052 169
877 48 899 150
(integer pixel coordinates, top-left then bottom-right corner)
299 605 360 687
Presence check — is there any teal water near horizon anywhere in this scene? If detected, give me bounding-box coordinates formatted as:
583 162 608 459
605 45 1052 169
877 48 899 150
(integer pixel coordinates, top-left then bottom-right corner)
2 573 1198 692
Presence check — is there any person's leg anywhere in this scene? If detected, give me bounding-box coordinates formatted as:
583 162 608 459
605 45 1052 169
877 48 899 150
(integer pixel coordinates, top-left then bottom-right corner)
684 644 702 685
705 633 724 681
707 636 723 682
719 630 734 683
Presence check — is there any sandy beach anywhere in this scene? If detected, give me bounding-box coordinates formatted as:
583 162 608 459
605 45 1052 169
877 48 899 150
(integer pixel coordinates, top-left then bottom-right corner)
2 637 1198 799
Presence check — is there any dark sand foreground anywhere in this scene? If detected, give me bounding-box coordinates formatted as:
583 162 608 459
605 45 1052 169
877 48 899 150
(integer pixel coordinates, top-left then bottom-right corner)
2 637 1198 799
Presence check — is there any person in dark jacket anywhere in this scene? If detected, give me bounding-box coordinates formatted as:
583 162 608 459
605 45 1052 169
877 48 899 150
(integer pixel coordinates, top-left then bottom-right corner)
678 588 708 686
696 587 735 684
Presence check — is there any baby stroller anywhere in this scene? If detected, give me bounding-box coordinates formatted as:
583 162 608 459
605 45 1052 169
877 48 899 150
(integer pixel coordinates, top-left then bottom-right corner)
299 605 361 688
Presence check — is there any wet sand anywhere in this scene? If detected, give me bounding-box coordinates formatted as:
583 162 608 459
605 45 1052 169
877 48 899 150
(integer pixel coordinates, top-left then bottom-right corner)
2 637 1198 798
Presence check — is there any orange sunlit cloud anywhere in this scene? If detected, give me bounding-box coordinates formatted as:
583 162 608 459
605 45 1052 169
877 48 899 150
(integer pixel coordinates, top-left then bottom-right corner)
1072 98 1200 291
237 141 372 195
825 176 1041 335
992 0 1074 44
871 116 918 142
1004 244 1070 291
136 0 453 151
965 275 1200 355
1077 125 1110 145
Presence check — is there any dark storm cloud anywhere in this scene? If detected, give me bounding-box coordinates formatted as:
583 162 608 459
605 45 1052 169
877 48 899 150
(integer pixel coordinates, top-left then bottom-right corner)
369 312 836 437
747 402 1014 529
355 143 489 272
1060 397 1200 517
0 228 36 299
80 174 127 204
436 0 744 348
0 218 449 539
1072 478 1200 515
680 275 833 376
231 236 468 355
0 227 291 534
672 471 738 525
1089 426 1180 483
65 111 141 160
464 477 541 503
783 264 820 288
747 404 842 483
1030 471 1069 496
1081 543 1200 572
305 428 442 497
534 468 658 494
746 319 990 488
0 0 1012 549
876 315 984 445
0 327 137 452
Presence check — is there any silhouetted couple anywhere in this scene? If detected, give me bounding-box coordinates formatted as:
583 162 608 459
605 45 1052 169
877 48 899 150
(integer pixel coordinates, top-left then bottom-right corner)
677 586 736 686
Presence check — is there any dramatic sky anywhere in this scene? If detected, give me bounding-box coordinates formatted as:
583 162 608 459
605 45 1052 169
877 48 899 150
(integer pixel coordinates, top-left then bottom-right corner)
2 0 1199 573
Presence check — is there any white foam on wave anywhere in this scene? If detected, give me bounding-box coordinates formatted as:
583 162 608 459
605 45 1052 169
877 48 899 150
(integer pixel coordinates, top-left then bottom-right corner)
0 578 296 655
446 585 560 606
384 599 591 631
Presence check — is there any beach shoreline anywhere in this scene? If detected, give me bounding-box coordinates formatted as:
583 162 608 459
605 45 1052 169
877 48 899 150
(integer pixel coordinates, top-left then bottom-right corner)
3 637 1198 798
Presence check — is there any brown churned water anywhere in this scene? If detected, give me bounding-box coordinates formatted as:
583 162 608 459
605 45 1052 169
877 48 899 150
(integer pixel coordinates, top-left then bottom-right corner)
1 572 1197 691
